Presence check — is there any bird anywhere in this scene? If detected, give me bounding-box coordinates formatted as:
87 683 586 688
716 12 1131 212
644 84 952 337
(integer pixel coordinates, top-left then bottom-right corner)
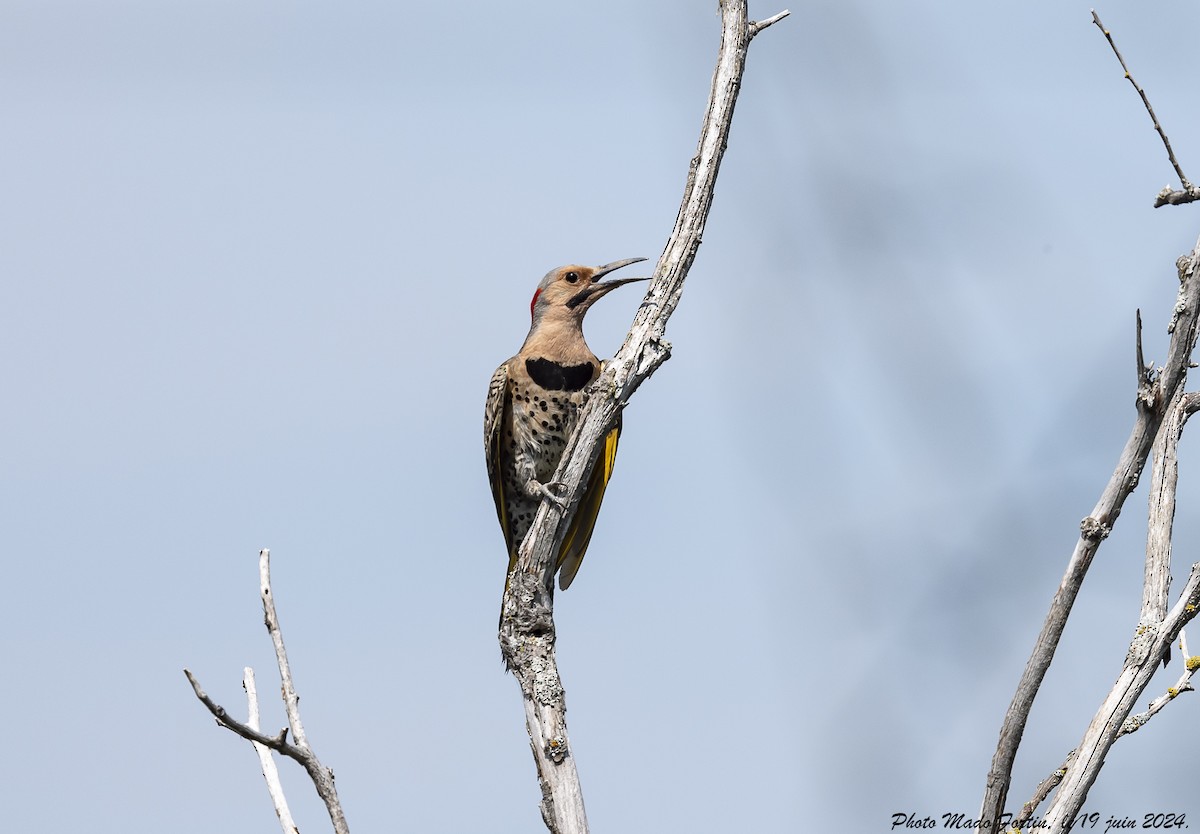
485 257 647 597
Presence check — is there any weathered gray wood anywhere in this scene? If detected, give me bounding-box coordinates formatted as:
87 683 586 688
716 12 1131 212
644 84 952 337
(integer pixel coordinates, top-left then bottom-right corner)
1009 389 1200 831
245 666 300 834
497 3 788 832
1141 388 1185 628
981 21 1200 818
1041 378 1200 825
185 550 349 834
1044 562 1200 827
979 245 1200 831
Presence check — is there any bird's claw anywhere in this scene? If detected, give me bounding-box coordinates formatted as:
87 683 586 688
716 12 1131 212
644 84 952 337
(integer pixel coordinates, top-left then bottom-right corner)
527 479 569 511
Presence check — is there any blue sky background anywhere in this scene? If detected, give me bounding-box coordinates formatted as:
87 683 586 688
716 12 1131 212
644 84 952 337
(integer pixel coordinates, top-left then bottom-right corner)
4 1 1200 831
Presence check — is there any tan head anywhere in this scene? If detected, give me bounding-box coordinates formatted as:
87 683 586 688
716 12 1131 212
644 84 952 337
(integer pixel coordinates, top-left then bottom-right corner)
528 258 649 329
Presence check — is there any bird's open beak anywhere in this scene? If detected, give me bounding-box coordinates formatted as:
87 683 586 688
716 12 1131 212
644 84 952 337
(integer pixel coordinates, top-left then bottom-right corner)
592 257 648 281
566 257 650 310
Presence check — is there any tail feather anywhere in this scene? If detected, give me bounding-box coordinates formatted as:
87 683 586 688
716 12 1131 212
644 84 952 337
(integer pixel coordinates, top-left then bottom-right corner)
557 423 620 590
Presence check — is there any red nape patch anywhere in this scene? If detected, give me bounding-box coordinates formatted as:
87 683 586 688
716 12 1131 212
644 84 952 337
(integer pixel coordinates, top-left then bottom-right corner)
530 288 542 319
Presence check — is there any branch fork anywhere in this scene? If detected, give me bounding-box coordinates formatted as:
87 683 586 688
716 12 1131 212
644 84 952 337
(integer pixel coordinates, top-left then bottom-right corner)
981 242 1200 829
185 549 349 834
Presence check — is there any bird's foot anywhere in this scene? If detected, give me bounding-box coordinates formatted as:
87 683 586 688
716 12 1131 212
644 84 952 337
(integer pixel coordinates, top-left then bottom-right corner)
526 479 568 511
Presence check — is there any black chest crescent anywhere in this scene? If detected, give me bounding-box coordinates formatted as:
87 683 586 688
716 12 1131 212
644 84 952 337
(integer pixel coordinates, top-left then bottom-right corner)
525 357 595 392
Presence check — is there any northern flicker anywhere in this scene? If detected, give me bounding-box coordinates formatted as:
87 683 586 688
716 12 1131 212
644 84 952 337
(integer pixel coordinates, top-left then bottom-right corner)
485 257 647 593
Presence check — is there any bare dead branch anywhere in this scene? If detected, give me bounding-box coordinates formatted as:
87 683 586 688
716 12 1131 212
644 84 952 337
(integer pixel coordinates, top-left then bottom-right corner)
1183 391 1200 416
246 667 300 834
185 550 349 834
978 242 1200 831
1139 388 1187 628
1011 393 1200 827
1041 374 1200 824
1015 631 1200 827
185 668 295 752
260 549 308 749
1090 10 1197 206
497 3 788 831
1154 184 1200 208
1044 563 1200 826
254 548 348 834
749 9 789 38
1012 750 1076 832
983 18 1200 823
1012 608 1200 831
1117 630 1199 740
1136 309 1149 389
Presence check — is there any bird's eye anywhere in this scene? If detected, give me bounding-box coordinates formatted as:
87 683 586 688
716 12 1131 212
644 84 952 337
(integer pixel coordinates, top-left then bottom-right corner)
564 271 579 283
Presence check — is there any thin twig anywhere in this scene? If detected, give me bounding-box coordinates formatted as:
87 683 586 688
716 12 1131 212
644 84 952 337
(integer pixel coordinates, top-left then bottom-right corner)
246 667 299 834
261 549 307 749
749 9 789 38
1117 656 1198 739
1090 10 1200 207
1136 309 1148 388
1012 750 1076 832
185 668 295 753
